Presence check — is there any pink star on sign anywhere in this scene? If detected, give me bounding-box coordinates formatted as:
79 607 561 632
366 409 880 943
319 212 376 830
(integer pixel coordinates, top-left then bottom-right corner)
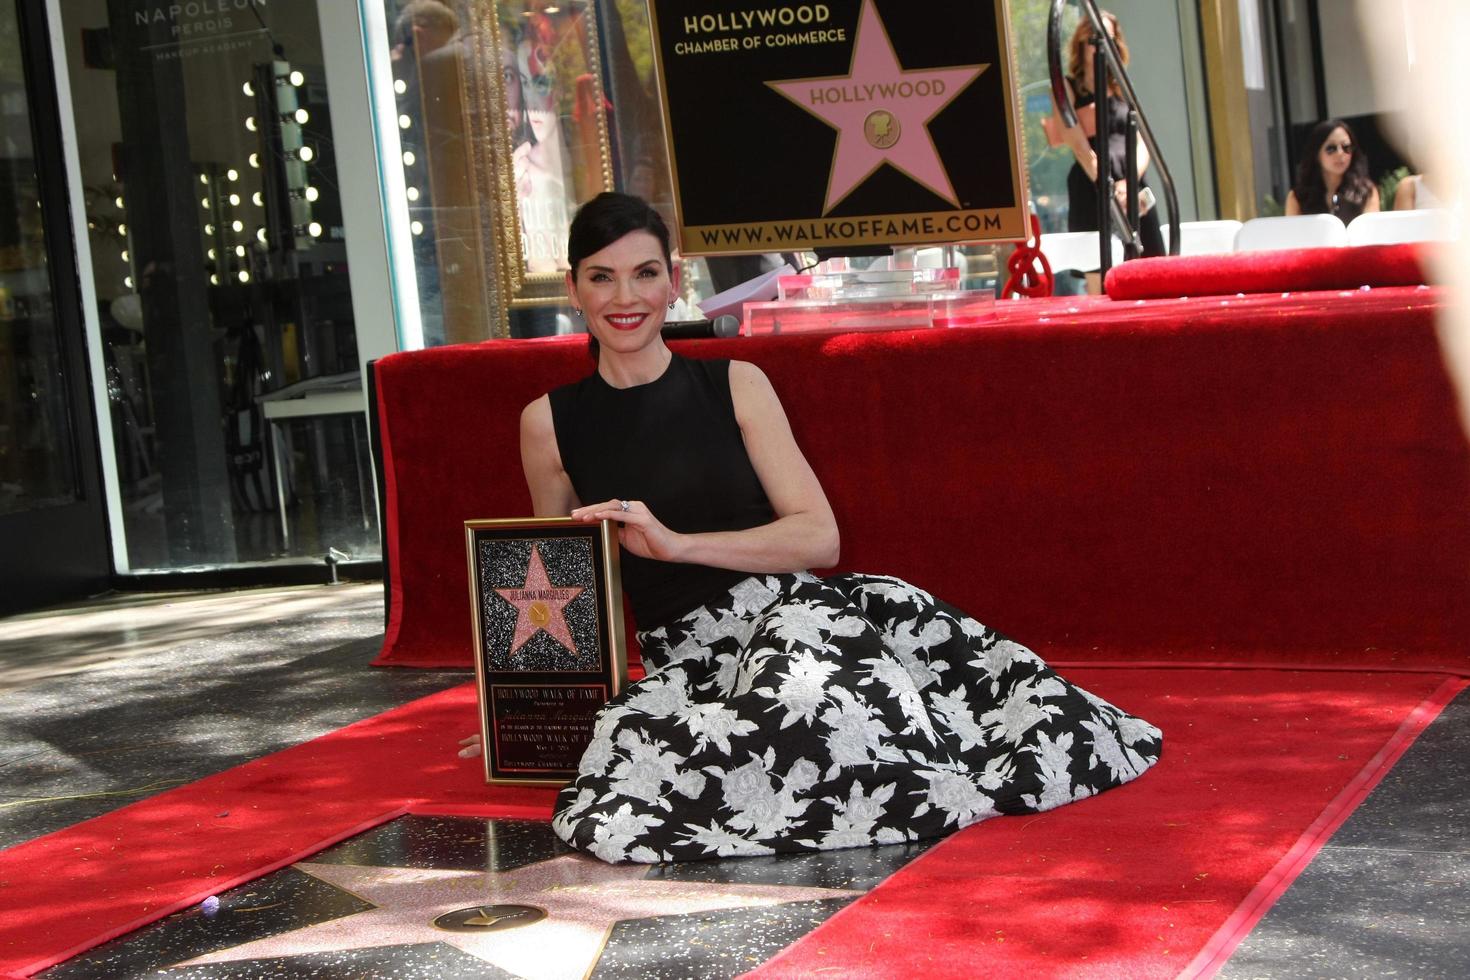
494 544 584 655
768 0 987 213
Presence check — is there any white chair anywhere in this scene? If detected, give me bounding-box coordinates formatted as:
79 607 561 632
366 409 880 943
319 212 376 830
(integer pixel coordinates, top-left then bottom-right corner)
1038 231 1123 272
912 246 947 269
1162 220 1243 256
1346 208 1459 246
1233 214 1347 252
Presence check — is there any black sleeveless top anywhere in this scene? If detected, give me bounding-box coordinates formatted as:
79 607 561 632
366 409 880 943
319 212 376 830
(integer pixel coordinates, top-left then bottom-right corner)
549 355 776 629
1075 88 1133 180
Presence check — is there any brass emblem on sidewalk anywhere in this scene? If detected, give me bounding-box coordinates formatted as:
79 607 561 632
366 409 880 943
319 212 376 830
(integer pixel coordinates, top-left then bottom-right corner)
434 904 548 932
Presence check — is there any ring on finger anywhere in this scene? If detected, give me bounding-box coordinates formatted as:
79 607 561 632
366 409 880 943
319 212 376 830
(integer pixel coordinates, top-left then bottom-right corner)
619 499 631 512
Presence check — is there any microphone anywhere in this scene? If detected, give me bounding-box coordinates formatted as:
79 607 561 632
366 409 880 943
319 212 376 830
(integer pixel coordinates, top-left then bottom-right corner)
661 314 741 340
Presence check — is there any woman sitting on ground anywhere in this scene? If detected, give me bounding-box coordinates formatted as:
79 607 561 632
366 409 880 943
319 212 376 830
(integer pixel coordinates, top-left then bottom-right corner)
473 192 1162 864
1285 118 1380 221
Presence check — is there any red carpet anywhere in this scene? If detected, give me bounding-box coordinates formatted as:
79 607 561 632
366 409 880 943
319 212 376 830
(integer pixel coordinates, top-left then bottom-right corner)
0 667 1457 978
752 669 1463 980
0 685 557 978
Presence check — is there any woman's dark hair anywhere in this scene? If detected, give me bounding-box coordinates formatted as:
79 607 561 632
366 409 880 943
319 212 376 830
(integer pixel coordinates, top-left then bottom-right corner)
567 193 672 361
1292 118 1374 216
568 192 672 278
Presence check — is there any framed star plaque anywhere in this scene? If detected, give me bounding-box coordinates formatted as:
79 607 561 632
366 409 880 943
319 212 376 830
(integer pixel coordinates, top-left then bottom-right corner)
465 518 627 784
645 0 1028 254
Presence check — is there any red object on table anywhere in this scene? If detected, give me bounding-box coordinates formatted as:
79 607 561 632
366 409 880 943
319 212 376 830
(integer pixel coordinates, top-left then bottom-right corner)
1003 212 1053 298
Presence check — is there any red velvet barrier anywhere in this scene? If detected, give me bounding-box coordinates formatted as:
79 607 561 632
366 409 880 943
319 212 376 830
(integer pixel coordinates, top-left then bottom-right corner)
1104 242 1429 301
372 285 1470 670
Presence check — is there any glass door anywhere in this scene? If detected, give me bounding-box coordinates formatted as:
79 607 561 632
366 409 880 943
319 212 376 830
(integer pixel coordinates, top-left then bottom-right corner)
0 0 111 614
50 0 378 573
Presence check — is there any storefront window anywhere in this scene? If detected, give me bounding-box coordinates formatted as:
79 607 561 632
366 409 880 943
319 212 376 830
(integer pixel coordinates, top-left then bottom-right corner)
54 0 376 571
379 1 1214 324
1010 0 1212 231
1010 0 1079 233
384 0 658 342
1 4 80 517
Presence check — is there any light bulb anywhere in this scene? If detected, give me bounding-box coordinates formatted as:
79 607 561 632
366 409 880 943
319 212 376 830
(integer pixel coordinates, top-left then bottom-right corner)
298 146 315 162
114 196 124 208
252 192 264 206
294 108 309 124
231 220 244 232
121 249 129 262
398 114 411 130
249 153 260 168
256 227 268 243
304 186 319 202
227 168 239 181
228 194 240 206
245 116 257 132
118 223 127 235
235 245 246 257
307 221 322 237
394 79 407 95
410 220 424 235
201 197 211 209
210 273 219 285
406 186 419 201
207 248 216 259
199 174 209 185
290 70 304 86
242 80 254 96
238 270 251 283
204 223 214 235
124 275 133 288
402 150 416 166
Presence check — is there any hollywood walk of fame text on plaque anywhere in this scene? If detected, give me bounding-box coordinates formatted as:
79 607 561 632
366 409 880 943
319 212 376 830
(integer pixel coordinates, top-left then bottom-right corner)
644 0 1028 254
466 518 627 784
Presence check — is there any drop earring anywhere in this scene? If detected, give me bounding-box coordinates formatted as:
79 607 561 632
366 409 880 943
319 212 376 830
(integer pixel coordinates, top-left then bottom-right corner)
573 308 582 317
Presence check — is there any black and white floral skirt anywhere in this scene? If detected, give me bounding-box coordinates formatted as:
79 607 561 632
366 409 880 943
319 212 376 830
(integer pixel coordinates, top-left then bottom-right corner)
552 572 1162 864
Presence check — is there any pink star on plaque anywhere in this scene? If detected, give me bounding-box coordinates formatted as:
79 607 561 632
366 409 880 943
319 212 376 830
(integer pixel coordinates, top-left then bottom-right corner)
767 0 987 213
494 544 584 655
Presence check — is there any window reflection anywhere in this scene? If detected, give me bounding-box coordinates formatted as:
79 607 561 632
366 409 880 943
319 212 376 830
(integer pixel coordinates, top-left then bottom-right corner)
384 0 672 342
0 9 80 516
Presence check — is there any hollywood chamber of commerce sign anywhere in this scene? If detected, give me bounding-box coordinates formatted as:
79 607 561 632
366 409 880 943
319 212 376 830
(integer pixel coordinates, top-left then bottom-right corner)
646 0 1028 254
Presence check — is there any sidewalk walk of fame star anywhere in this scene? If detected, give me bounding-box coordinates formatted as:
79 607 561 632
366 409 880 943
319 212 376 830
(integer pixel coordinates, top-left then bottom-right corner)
494 544 585 655
767 0 987 213
176 853 861 978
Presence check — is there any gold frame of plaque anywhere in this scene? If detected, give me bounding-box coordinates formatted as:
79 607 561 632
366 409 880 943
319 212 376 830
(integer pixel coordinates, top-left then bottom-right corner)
464 517 627 785
465 0 616 333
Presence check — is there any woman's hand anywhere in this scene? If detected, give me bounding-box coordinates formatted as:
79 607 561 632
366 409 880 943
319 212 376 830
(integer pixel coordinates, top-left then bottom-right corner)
573 499 686 562
458 734 482 759
1113 180 1153 215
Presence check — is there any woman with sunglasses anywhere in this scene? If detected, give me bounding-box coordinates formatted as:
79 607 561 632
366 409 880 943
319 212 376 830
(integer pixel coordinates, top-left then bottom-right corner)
1285 119 1380 221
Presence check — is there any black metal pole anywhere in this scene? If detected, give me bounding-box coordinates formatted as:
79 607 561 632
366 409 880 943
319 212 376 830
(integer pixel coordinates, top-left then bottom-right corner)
1125 109 1140 260
1094 36 1111 278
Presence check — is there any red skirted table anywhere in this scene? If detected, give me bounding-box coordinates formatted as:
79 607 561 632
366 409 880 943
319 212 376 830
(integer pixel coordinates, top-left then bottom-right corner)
370 281 1470 673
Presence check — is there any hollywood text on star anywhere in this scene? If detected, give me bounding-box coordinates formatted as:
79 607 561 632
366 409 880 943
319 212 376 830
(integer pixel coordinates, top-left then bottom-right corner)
673 4 846 55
